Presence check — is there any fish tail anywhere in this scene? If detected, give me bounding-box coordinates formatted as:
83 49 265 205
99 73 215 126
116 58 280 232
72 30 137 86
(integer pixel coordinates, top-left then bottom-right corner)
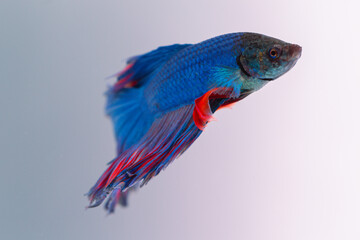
88 84 245 211
87 105 202 211
104 185 139 213
88 43 198 212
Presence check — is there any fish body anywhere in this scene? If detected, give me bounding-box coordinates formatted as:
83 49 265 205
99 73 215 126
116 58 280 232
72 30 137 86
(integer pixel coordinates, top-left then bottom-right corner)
88 32 302 213
146 33 261 113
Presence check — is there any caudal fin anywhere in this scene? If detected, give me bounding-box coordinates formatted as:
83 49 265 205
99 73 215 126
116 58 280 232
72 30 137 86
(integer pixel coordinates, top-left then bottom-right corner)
87 105 202 210
88 43 194 212
104 185 139 213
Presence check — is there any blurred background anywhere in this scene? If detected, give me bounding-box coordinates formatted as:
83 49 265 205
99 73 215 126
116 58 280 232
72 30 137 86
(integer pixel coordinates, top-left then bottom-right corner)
1 0 359 239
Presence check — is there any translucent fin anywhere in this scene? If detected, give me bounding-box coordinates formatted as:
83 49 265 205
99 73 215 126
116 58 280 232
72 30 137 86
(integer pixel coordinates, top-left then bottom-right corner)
107 43 192 153
106 88 154 153
113 44 192 92
87 105 202 210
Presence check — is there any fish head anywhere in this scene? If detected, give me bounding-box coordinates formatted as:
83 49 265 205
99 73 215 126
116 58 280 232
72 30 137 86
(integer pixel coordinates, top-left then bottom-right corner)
237 33 302 81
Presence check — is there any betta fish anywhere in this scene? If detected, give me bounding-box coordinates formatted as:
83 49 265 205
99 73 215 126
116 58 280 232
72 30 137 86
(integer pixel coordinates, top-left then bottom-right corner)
87 32 302 213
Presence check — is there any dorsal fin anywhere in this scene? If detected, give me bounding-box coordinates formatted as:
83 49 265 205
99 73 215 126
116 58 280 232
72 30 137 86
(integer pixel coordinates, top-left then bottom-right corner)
107 43 192 154
113 44 192 92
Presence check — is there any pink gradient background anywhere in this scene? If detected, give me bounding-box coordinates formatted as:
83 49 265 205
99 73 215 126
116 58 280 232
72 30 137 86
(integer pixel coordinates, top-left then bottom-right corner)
1 0 359 239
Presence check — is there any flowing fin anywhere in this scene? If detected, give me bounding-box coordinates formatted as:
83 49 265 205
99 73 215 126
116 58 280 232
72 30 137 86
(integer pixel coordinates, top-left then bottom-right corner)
193 88 256 130
192 89 216 130
104 189 126 214
113 44 192 92
92 44 192 212
192 87 235 130
88 105 202 211
89 89 255 212
106 88 154 153
94 87 257 212
106 44 192 153
104 184 139 213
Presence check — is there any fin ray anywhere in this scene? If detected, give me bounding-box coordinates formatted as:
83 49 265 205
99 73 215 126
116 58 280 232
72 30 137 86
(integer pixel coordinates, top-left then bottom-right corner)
88 105 202 212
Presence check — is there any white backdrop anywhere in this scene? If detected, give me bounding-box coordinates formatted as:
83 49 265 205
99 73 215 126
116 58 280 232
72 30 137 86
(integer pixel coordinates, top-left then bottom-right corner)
1 0 359 239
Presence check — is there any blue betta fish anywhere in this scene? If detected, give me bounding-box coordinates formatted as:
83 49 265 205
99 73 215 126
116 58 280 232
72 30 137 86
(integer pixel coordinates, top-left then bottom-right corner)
87 32 301 213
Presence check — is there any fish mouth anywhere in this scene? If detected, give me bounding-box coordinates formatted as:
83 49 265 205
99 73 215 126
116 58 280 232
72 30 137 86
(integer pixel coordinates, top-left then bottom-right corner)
288 44 302 60
259 77 274 81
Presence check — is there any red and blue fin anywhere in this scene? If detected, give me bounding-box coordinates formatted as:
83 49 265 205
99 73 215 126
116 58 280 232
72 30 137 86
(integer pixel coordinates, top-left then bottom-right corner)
90 44 194 212
88 87 254 212
87 105 202 211
104 185 139 213
192 87 252 130
106 88 154 154
112 43 192 92
107 43 192 153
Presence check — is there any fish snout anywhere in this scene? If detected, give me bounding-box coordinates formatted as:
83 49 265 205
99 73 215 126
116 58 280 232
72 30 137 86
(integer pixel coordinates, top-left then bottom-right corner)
288 44 302 59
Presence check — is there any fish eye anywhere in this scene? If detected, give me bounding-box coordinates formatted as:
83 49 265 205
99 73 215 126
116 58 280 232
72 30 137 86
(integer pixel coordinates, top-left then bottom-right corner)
268 47 281 59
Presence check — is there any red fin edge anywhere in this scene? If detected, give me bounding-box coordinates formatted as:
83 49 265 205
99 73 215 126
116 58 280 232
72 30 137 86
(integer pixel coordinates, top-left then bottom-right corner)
193 88 238 130
193 89 216 130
